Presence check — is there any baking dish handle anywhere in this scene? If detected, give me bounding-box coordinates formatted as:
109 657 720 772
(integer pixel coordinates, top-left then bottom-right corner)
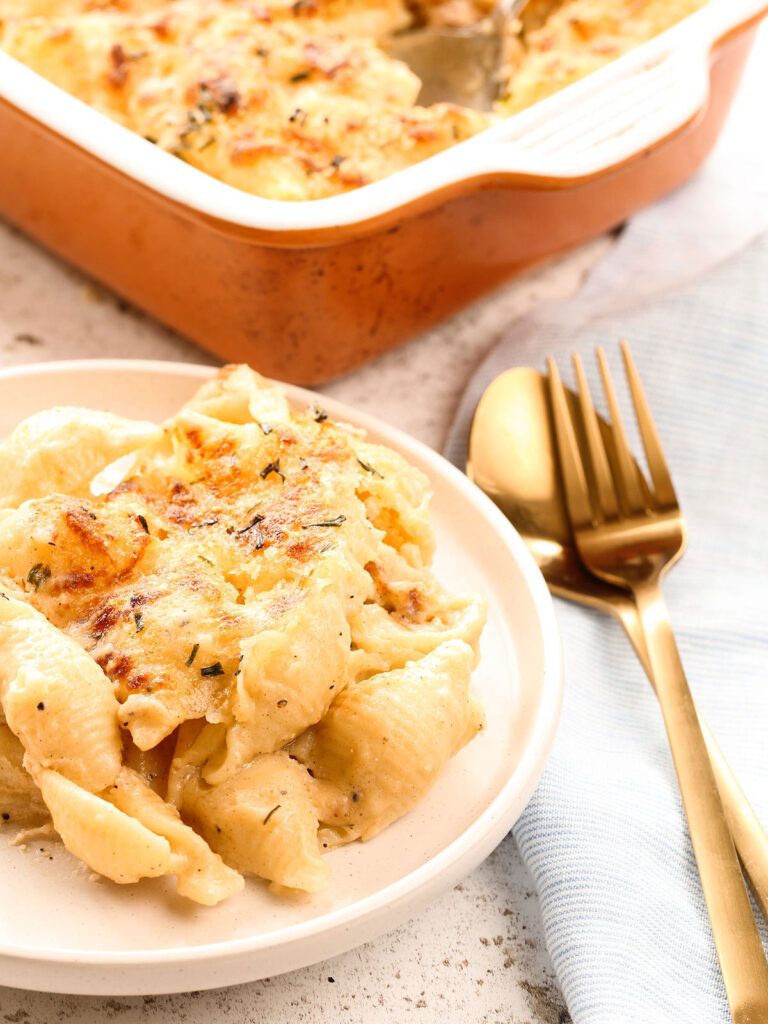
485 43 711 180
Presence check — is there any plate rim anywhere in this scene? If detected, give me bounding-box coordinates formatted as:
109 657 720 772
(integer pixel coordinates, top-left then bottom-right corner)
0 359 563 977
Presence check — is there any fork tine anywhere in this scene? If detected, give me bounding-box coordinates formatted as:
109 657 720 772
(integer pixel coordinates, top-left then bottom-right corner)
620 340 678 508
547 358 596 528
572 352 619 520
596 346 647 513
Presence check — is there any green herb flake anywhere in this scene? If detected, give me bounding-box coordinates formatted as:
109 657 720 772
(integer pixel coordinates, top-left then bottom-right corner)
260 461 285 482
290 70 310 83
262 804 281 826
26 563 51 590
238 512 265 535
259 422 274 435
186 643 200 667
301 515 346 529
356 458 383 478
137 514 150 534
201 662 225 678
134 611 145 633
309 403 328 422
188 518 219 531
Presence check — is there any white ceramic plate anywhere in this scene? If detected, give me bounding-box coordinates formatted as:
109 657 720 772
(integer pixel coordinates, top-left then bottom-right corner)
0 360 562 997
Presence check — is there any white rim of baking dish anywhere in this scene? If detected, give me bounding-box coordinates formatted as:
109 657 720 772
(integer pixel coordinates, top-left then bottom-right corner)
0 0 764 231
0 359 563 988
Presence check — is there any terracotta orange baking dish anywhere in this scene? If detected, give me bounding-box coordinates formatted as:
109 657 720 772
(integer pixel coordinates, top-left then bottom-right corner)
0 0 765 384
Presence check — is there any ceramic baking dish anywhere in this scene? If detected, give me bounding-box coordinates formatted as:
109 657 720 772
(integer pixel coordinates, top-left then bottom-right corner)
0 0 765 384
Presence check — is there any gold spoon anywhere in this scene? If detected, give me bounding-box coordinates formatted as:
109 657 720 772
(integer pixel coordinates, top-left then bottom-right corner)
466 366 768 922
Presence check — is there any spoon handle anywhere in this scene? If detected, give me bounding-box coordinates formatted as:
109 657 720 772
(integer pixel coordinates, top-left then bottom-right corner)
612 595 768 925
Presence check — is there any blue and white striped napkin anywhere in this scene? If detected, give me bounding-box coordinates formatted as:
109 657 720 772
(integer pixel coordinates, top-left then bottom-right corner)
445 58 768 1024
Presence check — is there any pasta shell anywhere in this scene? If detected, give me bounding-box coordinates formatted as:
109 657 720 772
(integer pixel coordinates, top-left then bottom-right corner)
36 769 172 884
182 365 291 426
0 595 122 791
291 639 483 840
183 752 331 894
106 767 243 906
349 594 486 672
204 586 351 782
0 407 160 509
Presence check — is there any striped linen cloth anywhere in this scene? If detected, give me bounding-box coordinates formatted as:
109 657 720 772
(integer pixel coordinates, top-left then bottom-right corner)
444 76 768 1023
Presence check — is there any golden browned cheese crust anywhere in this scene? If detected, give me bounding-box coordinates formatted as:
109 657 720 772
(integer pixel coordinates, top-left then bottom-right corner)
0 0 708 196
0 365 489 899
0 365 471 750
498 0 710 113
0 0 492 199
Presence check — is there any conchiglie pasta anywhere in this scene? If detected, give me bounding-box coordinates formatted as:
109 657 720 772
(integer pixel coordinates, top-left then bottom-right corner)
349 593 486 673
349 438 435 566
105 767 243 905
182 752 332 894
203 586 352 783
0 595 122 792
0 407 160 509
0 495 150 606
0 365 486 904
36 768 172 884
291 640 484 840
182 364 292 427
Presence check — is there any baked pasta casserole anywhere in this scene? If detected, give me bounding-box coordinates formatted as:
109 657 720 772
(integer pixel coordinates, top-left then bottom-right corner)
0 0 709 200
0 365 486 904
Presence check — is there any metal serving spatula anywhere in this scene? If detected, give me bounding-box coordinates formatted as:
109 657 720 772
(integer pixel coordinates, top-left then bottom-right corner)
384 0 530 108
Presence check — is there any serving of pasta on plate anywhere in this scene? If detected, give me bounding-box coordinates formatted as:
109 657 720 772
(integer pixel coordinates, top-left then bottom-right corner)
0 364 486 906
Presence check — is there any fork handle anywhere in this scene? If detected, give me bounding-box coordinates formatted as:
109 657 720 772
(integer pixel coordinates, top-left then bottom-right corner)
609 596 768 925
633 580 768 1022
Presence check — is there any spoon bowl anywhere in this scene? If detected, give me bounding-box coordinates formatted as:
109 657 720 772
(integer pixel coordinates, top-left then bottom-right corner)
466 366 642 637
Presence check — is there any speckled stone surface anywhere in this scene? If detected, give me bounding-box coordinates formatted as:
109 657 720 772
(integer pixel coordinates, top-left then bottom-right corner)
0 213 611 1023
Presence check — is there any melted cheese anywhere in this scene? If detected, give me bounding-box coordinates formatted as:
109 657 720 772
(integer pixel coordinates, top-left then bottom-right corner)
0 364 486 900
0 0 708 199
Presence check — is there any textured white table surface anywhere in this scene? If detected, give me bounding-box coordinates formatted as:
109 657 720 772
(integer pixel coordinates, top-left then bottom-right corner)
0 30 762 1019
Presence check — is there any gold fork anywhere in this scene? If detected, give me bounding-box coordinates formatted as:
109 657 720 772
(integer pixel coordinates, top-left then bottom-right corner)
547 341 768 1023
